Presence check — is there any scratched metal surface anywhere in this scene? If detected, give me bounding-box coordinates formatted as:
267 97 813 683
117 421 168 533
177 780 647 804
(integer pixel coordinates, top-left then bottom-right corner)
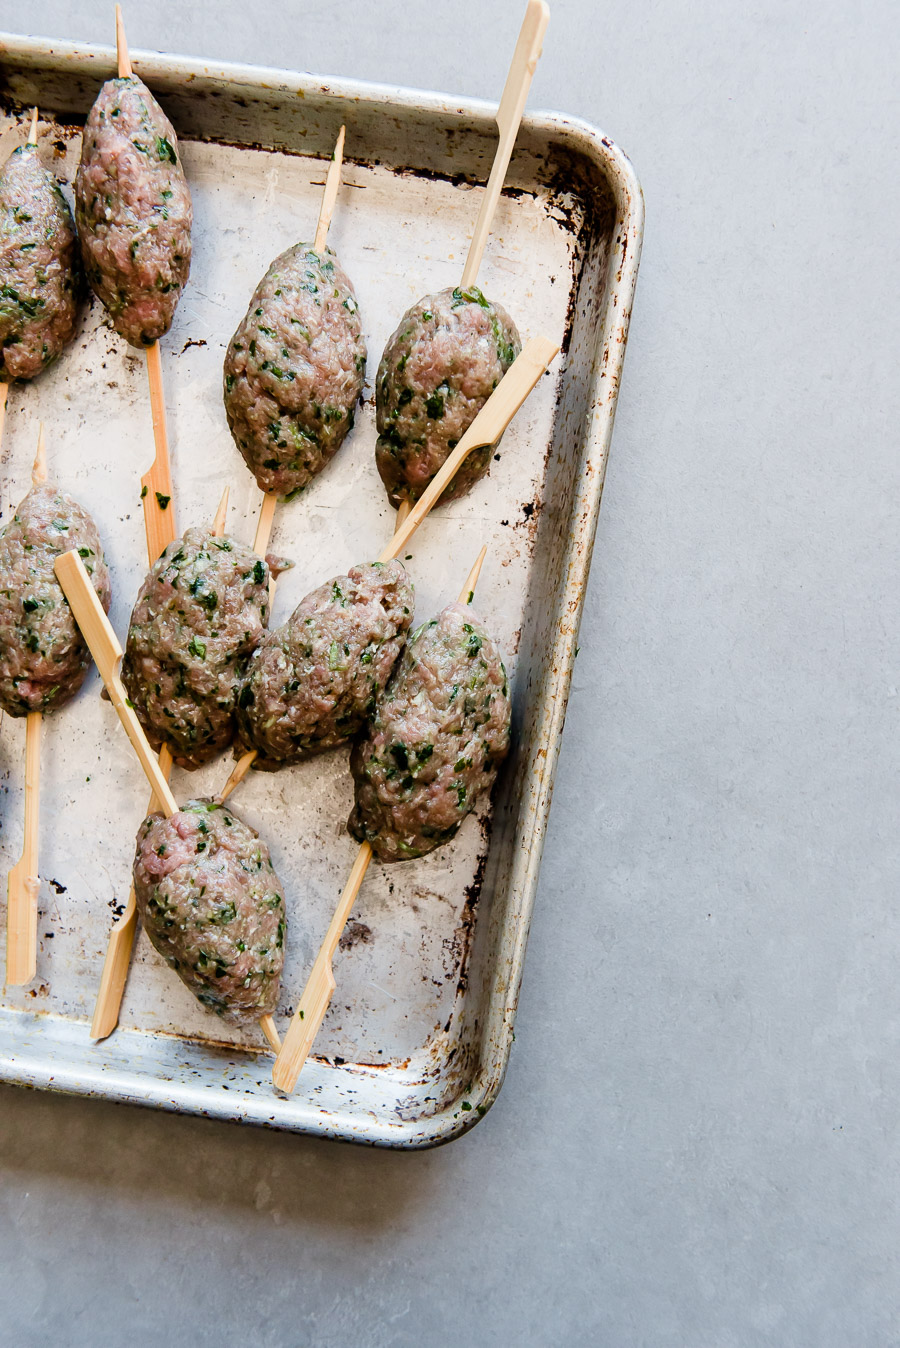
0 35 643 1145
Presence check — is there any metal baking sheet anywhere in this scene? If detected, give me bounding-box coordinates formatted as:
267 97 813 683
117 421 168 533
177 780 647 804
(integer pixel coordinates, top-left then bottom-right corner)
0 34 643 1146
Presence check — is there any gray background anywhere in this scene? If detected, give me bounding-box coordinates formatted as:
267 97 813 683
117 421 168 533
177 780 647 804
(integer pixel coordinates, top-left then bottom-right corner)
1 1 897 1343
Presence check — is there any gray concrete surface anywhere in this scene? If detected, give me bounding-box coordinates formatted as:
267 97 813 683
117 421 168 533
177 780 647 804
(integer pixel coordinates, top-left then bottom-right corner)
1 0 898 1343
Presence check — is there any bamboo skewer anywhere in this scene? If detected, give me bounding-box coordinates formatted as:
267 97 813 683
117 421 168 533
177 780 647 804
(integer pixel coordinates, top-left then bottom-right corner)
115 10 175 566
55 551 177 812
313 125 346 254
115 3 132 77
91 492 228 1040
272 546 488 1094
6 428 48 985
56 547 281 1052
460 0 549 290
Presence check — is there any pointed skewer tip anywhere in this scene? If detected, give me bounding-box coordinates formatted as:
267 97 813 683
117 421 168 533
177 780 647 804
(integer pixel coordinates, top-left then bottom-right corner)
116 5 133 78
212 485 230 537
32 424 47 486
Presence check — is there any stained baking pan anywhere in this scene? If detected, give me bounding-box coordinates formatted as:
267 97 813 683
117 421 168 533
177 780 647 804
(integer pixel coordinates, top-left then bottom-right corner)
0 34 643 1146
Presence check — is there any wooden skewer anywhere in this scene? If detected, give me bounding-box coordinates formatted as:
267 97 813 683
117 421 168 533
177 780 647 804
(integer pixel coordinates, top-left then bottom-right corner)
211 484 229 536
313 125 345 254
55 551 178 813
91 492 230 1039
6 427 49 985
27 107 38 146
115 10 176 566
272 546 488 1094
115 3 132 77
253 488 277 559
460 0 549 290
89 742 173 1039
140 340 176 565
380 335 558 564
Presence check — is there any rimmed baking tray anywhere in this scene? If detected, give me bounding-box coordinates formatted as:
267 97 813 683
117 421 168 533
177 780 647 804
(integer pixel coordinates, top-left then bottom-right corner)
0 34 643 1146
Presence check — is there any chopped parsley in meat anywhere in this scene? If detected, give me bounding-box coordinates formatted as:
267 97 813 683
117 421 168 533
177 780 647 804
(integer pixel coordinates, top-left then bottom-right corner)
133 798 286 1024
374 286 521 507
235 560 414 768
349 601 511 861
121 526 277 769
223 243 365 497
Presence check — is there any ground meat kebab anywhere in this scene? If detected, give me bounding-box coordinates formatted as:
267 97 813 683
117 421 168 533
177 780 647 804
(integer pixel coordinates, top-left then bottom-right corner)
223 243 366 497
349 600 511 862
133 798 286 1025
235 559 415 769
75 74 192 346
0 136 81 381
121 526 279 769
0 484 110 716
375 285 521 507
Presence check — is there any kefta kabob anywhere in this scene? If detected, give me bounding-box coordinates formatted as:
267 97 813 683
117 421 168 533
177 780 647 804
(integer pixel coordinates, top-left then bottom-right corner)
75 6 190 566
0 108 82 439
273 545 509 1094
3 427 111 985
119 512 284 770
374 0 548 510
55 549 285 1051
223 125 365 503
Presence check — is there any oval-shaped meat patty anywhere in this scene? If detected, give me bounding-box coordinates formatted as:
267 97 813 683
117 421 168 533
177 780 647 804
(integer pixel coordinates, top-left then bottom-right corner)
133 798 286 1025
121 527 273 769
0 484 110 716
223 242 365 496
235 560 414 768
0 140 81 381
375 285 521 507
75 75 192 346
349 602 511 862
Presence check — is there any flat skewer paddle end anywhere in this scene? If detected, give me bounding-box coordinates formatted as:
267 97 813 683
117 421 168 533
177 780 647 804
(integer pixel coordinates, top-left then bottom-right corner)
27 107 38 145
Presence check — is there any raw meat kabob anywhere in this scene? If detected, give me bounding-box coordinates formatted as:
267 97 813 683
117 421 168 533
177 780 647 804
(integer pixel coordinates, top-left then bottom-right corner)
75 6 191 565
223 124 363 514
229 337 557 779
273 545 509 1093
54 548 285 1052
118 496 279 771
0 108 82 440
89 489 230 1041
3 426 111 984
374 0 548 511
